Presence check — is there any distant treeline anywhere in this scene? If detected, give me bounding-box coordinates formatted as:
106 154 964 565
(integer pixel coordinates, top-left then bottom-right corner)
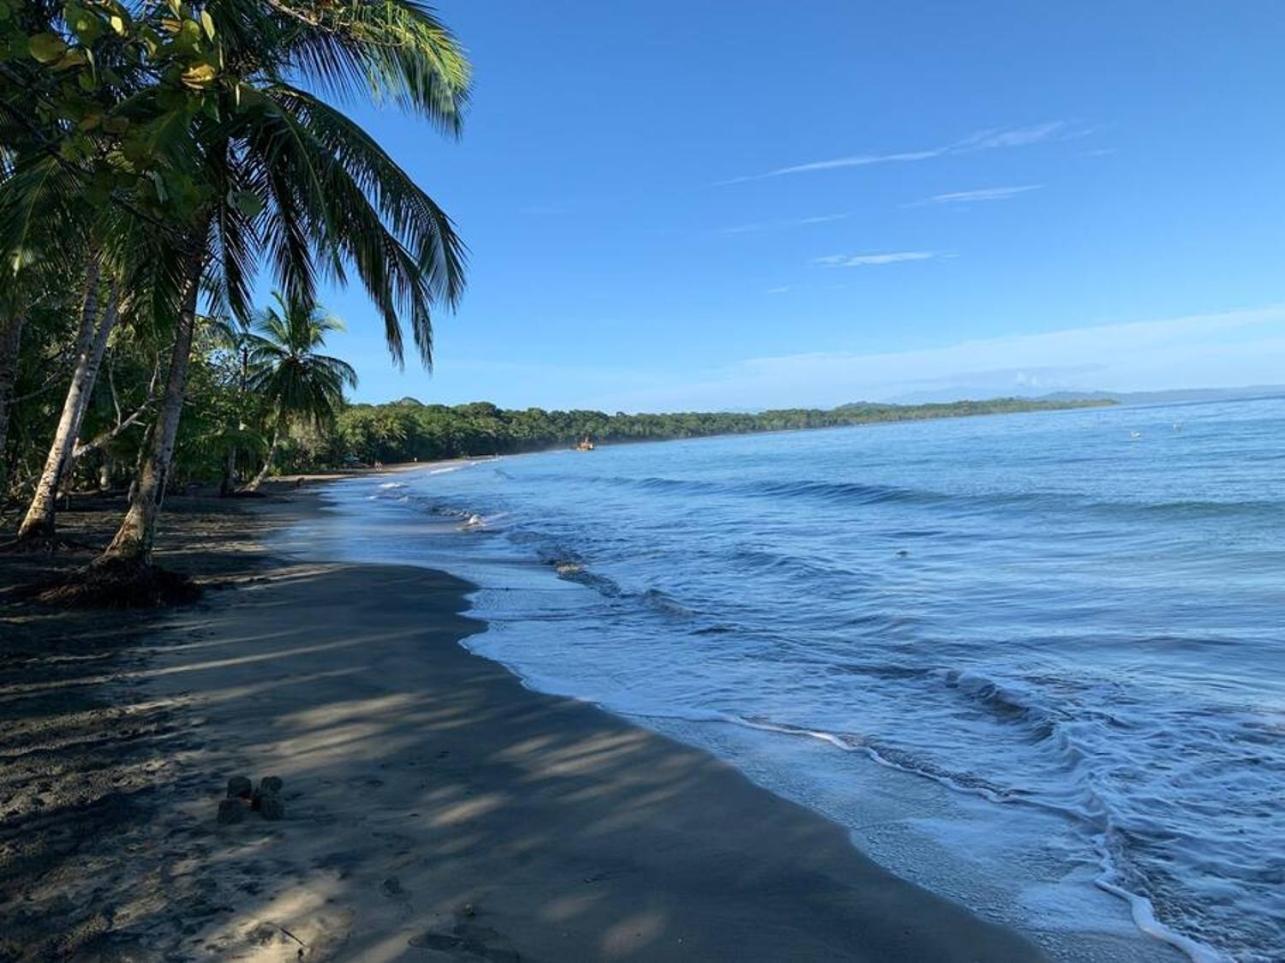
302 396 1112 467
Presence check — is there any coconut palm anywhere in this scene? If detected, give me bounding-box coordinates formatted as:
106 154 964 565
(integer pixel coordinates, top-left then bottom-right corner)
239 293 356 491
15 256 116 541
90 0 471 569
2 0 470 580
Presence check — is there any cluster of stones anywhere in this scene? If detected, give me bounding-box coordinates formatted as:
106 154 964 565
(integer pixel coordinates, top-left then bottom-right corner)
217 775 285 823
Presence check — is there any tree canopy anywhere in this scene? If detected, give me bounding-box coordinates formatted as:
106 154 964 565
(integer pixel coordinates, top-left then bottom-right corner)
1 0 470 581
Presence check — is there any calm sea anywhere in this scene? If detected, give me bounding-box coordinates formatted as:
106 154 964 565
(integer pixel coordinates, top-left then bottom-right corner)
280 397 1284 963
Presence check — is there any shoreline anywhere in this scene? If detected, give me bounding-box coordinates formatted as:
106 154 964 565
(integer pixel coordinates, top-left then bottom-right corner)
312 464 1193 963
1 484 1047 961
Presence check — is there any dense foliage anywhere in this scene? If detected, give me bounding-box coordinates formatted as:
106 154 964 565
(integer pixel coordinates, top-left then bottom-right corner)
307 396 1112 467
2 316 1111 492
1 0 469 572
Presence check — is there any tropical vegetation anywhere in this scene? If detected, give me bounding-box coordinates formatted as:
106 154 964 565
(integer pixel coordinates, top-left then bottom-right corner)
0 0 469 595
315 396 1111 466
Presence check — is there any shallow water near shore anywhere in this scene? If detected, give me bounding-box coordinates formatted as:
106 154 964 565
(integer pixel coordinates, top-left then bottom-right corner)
276 397 1284 963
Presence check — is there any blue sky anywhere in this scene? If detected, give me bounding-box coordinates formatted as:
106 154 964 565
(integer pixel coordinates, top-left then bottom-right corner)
311 1 1285 411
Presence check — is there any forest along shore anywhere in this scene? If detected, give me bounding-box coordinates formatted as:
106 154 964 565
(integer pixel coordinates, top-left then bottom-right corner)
0 482 1046 962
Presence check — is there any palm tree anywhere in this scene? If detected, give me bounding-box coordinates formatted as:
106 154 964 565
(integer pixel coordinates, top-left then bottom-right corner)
240 293 356 491
0 149 99 497
15 254 117 541
92 0 471 569
3 0 471 580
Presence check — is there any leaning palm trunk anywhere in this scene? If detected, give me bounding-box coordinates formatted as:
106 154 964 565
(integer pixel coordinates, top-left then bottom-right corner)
100 244 203 565
0 311 24 491
241 423 281 493
17 276 118 541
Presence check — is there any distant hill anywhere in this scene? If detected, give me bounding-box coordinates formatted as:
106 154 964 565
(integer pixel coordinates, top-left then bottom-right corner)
890 384 1285 406
1047 386 1285 406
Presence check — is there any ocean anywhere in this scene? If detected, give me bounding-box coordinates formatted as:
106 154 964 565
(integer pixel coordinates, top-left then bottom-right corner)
277 397 1285 963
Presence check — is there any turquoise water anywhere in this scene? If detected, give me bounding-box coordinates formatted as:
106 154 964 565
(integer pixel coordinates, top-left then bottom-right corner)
290 398 1284 962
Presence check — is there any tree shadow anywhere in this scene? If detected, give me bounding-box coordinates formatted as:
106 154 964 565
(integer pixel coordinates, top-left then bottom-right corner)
0 499 1045 962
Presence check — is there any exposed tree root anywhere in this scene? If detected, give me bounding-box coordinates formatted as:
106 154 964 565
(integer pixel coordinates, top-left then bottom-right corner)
28 556 202 608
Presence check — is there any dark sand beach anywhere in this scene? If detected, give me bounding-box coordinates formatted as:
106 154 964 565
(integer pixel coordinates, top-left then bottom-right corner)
1 483 1045 961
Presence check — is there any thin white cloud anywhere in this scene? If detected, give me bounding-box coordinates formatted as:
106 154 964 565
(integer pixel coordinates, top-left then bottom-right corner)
593 305 1285 411
719 212 850 235
388 304 1285 412
913 184 1042 206
796 213 850 225
815 251 939 267
765 286 791 295
954 122 1066 150
719 122 1071 185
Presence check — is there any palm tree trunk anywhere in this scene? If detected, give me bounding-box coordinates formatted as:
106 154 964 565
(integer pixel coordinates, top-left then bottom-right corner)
100 243 204 565
219 444 237 497
0 310 25 492
241 424 281 493
17 273 118 542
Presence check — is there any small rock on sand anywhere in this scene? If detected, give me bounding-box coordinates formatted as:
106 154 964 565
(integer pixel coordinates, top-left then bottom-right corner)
217 799 246 824
258 776 284 795
258 793 285 821
226 776 252 799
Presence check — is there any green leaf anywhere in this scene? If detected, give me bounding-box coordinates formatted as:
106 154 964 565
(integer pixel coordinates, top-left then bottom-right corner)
121 136 151 164
68 7 101 43
54 48 87 69
181 61 217 88
200 10 215 39
228 190 264 218
28 32 67 63
148 169 167 202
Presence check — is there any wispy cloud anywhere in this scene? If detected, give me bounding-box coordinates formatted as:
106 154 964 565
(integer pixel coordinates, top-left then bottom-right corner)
719 121 1070 186
911 184 1042 206
815 251 940 267
765 286 792 295
719 212 850 235
954 123 1067 150
589 305 1285 411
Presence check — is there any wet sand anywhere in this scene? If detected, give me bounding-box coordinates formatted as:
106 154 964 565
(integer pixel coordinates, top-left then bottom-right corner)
1 485 1045 961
